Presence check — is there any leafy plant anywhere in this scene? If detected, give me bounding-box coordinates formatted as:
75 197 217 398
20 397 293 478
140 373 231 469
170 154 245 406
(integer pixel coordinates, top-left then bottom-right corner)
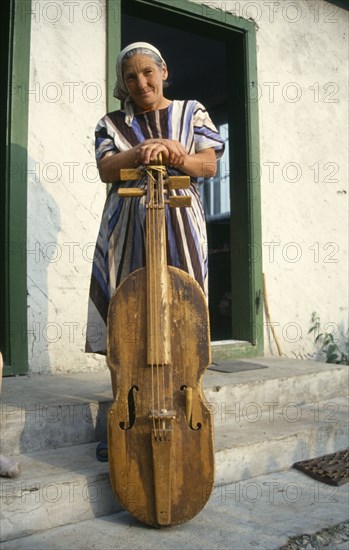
308 312 348 365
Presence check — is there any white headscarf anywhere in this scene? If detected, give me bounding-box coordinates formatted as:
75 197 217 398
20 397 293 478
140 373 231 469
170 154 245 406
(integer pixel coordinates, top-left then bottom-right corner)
113 42 166 127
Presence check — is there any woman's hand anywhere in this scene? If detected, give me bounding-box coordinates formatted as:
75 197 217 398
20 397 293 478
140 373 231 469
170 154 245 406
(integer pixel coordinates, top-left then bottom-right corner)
160 139 187 166
135 140 169 165
135 139 187 166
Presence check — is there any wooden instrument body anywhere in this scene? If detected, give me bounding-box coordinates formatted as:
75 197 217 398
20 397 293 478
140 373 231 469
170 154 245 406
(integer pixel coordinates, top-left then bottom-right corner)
107 164 214 527
108 267 214 526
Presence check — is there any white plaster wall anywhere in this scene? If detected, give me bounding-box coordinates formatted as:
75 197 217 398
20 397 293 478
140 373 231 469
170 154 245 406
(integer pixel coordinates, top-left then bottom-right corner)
27 0 109 373
191 0 348 360
254 0 348 360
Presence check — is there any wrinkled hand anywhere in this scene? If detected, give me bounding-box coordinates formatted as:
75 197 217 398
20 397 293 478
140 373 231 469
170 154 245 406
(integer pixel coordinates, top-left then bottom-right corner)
135 139 187 166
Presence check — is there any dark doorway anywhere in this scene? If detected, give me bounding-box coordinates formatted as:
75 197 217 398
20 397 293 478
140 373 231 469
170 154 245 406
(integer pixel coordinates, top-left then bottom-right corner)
121 7 233 341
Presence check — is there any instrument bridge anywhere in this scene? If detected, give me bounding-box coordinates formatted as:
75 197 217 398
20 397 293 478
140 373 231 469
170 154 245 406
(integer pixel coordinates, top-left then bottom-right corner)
149 408 176 421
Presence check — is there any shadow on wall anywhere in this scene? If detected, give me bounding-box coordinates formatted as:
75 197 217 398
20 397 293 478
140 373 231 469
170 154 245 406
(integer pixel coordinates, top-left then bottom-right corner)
26 146 61 375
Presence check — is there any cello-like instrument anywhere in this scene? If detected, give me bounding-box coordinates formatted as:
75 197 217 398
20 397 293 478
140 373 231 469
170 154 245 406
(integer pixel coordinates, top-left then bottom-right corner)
107 159 214 526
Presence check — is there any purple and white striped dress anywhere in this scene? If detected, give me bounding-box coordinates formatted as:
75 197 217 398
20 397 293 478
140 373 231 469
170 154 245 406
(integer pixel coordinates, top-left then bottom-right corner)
86 99 224 354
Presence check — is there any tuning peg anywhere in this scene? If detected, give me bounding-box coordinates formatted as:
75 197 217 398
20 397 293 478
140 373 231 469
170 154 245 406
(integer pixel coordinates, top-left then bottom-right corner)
167 196 192 208
118 188 146 198
119 168 143 181
167 176 190 190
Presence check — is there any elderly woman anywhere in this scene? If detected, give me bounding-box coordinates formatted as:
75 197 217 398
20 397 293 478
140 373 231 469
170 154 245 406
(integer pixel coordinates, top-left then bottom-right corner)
86 42 225 355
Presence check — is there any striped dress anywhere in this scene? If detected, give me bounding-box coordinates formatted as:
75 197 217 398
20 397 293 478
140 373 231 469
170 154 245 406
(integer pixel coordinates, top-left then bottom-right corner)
86 99 224 355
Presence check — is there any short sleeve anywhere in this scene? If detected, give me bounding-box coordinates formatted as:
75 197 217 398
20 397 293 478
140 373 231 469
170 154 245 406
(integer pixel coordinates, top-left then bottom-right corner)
193 101 225 159
95 116 119 163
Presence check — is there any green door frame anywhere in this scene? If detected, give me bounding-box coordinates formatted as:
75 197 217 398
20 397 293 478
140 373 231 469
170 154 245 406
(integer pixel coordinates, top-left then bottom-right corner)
2 0 31 375
107 0 264 360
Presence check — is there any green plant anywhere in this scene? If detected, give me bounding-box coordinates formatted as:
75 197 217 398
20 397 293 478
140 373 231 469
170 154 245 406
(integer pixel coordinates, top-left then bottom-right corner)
308 312 349 365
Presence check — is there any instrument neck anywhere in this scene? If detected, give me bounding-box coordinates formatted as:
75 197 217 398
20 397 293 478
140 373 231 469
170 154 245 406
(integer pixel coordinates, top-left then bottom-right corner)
146 167 171 366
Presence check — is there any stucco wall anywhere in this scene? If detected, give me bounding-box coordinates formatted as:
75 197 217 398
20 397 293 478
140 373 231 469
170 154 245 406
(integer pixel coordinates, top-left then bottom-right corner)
191 0 348 360
257 1 348 361
27 0 348 373
251 0 348 360
27 0 108 373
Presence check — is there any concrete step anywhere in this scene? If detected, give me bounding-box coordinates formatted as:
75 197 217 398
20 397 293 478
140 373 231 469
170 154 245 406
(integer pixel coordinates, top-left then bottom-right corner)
1 358 347 455
214 396 348 485
1 396 347 542
0 442 119 542
204 357 349 425
0 372 112 456
2 469 349 550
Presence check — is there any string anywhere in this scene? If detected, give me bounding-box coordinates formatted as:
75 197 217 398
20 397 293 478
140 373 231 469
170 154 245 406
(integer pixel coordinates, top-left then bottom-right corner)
153 177 161 433
157 161 167 435
145 165 167 180
147 159 169 436
147 174 156 433
158 160 167 434
149 169 160 434
159 168 167 423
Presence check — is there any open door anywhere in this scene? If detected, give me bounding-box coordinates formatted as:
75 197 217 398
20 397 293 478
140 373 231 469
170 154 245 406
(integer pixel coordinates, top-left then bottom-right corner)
121 9 231 341
113 0 263 356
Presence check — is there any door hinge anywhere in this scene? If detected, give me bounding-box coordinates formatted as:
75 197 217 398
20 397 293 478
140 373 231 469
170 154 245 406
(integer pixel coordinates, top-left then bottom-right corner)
255 289 261 314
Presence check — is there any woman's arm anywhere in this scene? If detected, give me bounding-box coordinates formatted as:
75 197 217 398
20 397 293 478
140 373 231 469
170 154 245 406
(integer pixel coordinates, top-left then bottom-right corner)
153 140 217 178
174 148 217 178
97 139 175 183
97 147 140 183
97 139 217 182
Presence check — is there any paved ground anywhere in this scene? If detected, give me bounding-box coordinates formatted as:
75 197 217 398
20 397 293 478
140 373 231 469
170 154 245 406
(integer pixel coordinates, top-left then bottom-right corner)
2 469 348 550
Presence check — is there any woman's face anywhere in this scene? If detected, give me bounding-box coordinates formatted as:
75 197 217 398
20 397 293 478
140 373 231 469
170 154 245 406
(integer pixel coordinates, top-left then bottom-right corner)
123 54 168 112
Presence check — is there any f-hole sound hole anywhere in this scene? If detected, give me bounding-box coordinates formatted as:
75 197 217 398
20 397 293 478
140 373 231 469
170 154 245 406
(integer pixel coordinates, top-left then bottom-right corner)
119 385 139 430
180 385 201 431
